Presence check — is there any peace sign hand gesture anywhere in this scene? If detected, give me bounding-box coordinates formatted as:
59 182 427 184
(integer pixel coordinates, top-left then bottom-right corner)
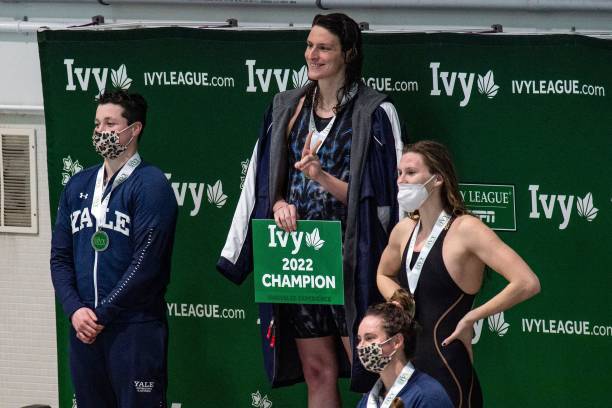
294 131 323 181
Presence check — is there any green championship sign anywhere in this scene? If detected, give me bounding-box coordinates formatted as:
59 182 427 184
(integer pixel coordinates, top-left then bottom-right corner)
252 220 344 305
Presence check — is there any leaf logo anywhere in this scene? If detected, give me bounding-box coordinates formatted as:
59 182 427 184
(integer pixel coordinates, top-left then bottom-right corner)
251 390 273 408
292 65 309 89
477 70 499 99
241 159 250 176
207 180 228 208
305 228 325 250
240 158 250 189
261 397 273 408
61 155 83 185
111 64 132 90
251 391 262 406
576 192 598 222
487 312 509 337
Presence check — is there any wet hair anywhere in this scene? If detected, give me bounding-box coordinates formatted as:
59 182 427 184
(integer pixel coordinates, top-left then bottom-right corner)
364 288 419 359
97 90 148 140
304 13 363 113
403 140 469 217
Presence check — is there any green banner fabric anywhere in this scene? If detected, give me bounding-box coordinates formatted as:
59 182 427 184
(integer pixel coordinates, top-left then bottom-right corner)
39 28 611 407
252 219 344 305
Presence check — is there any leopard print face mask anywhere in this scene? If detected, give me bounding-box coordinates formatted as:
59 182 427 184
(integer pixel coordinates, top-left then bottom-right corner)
357 335 398 374
92 123 135 160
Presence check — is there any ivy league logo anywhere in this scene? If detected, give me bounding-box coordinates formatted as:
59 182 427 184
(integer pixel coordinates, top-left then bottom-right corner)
459 184 516 231
64 59 132 96
267 225 325 255
528 185 599 230
164 174 228 216
430 62 499 107
472 311 510 345
245 60 309 93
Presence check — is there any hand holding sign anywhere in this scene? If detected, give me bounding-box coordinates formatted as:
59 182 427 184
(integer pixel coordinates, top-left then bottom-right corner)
295 131 323 181
273 199 298 232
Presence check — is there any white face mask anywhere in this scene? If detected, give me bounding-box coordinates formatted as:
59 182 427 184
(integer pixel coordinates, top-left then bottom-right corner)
397 175 436 213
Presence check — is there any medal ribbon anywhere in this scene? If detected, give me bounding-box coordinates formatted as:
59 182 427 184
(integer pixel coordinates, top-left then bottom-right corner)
91 152 141 228
405 210 451 294
308 83 358 153
366 362 416 408
90 153 141 307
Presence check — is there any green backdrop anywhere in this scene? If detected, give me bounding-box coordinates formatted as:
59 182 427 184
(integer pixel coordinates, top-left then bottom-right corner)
38 28 611 407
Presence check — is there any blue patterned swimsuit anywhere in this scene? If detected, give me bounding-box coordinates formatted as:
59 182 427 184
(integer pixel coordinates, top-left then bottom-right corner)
284 99 355 338
286 100 354 232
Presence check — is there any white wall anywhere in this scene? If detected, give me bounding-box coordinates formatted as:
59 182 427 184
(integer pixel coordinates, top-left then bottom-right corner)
1 1 612 407
0 39 43 107
0 114 56 408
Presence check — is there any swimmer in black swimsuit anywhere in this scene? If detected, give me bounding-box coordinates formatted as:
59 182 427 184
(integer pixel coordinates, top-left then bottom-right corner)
376 140 541 407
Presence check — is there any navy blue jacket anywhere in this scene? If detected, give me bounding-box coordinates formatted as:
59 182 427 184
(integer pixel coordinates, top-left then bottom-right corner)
357 370 454 408
217 84 402 392
51 159 178 326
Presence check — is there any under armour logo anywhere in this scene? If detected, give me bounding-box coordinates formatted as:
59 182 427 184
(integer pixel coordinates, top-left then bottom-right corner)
79 193 88 199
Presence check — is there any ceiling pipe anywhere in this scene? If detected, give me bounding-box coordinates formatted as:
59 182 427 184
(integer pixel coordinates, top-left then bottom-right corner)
0 19 242 33
0 21 73 33
2 19 612 36
2 0 612 11
0 105 44 115
318 0 612 11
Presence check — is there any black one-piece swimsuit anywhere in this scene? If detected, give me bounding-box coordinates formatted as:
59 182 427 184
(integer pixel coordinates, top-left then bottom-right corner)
399 222 483 408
